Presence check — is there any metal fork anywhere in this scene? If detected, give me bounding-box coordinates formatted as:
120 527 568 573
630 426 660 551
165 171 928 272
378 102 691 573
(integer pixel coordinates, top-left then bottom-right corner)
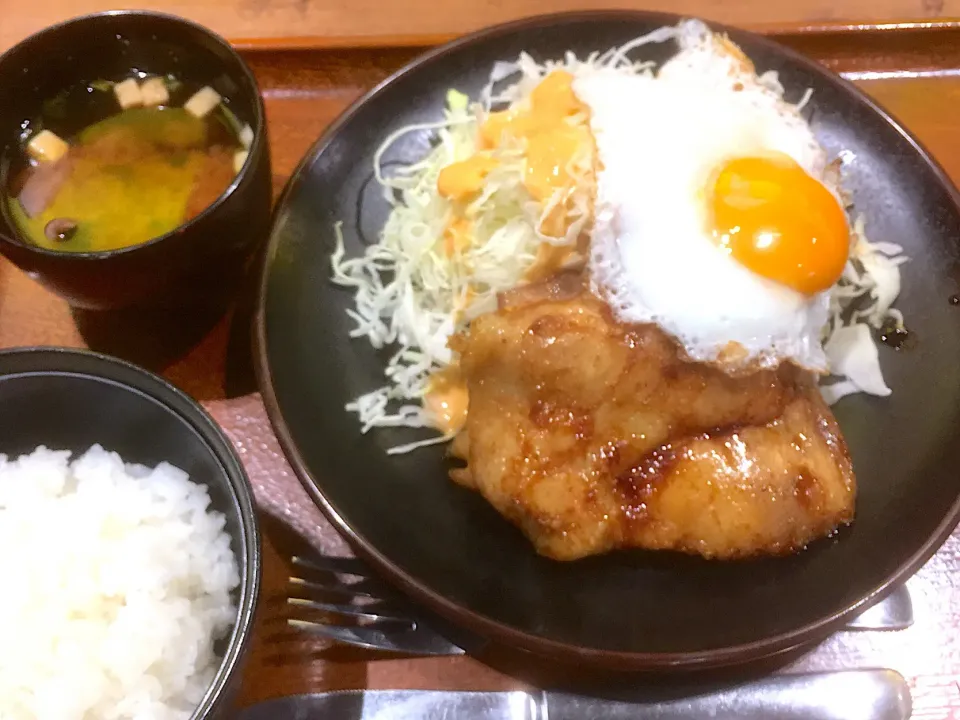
287 554 914 655
287 555 466 655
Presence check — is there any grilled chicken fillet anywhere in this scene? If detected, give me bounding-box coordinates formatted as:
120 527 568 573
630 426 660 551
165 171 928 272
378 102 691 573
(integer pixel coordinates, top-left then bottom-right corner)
448 275 856 561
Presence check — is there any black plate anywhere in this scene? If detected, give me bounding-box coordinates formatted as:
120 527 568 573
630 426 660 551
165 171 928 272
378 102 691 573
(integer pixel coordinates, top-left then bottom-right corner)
255 11 960 670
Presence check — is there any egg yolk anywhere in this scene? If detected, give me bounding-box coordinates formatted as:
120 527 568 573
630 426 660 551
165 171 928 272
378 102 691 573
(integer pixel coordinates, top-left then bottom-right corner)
709 154 849 296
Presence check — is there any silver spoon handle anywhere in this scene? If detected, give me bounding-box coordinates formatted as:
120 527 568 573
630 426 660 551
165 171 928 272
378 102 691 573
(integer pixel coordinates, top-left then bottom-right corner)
541 669 912 720
236 671 912 720
846 584 914 631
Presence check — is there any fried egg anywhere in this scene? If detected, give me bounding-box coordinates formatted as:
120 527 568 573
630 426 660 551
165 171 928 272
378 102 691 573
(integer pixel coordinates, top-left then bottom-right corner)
576 24 849 372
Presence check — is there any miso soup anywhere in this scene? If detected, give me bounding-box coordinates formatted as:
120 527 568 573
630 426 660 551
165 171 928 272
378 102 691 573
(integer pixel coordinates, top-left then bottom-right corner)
4 75 253 253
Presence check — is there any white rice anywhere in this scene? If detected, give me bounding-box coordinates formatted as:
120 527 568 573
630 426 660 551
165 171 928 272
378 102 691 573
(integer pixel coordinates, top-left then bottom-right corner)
0 445 240 720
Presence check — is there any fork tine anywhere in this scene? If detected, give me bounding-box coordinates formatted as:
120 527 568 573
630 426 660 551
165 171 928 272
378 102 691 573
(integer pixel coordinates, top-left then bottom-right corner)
287 617 465 656
287 553 467 656
287 597 413 625
292 554 372 576
288 574 390 599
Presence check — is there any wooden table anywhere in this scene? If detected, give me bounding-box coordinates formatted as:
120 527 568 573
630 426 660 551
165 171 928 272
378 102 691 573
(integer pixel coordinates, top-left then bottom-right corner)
3 4 960 719
4 0 960 53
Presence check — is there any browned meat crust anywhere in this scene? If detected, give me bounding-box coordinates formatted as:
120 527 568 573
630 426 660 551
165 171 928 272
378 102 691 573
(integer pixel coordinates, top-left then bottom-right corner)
448 278 855 561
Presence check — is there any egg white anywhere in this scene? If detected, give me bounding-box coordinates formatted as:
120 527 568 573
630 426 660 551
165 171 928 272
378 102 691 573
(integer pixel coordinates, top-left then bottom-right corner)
574 27 842 373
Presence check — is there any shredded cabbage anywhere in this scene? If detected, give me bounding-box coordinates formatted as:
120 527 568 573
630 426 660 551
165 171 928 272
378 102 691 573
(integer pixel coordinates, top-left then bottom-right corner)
331 27 672 444
820 214 909 404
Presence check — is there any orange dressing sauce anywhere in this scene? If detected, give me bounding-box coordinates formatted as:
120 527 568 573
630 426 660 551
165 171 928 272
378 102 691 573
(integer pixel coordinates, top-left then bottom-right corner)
442 218 473 257
436 70 596 262
437 153 498 201
424 368 469 435
524 241 583 282
480 70 593 213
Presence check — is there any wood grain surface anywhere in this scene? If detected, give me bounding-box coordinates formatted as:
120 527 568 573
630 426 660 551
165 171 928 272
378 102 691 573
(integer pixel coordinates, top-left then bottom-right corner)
2 0 960 54
1 14 960 720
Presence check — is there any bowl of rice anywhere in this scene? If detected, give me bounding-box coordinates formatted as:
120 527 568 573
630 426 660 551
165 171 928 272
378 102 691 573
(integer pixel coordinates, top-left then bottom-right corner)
0 347 260 720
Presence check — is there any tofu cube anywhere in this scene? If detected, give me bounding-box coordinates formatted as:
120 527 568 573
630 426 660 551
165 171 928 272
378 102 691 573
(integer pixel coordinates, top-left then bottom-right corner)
238 123 254 150
139 77 170 107
27 130 69 163
184 86 221 118
233 150 249 174
113 78 143 109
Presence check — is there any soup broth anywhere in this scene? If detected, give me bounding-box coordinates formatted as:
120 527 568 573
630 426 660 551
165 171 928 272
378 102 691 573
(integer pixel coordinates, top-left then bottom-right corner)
4 76 251 253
